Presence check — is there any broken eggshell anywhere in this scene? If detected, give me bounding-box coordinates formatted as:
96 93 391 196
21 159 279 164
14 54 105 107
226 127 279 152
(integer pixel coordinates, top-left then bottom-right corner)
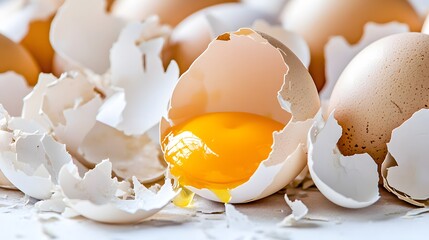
382 109 429 207
322 22 409 100
278 194 308 227
307 111 379 208
0 71 32 117
59 160 179 224
161 28 320 203
0 105 74 199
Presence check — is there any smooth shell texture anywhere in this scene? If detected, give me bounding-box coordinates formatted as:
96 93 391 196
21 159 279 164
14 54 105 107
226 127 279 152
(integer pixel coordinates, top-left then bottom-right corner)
111 0 238 27
161 29 320 203
329 33 429 168
281 0 422 90
0 34 40 85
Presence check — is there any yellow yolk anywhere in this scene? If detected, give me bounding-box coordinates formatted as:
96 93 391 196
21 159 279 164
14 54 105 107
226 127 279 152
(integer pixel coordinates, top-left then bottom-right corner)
162 112 284 203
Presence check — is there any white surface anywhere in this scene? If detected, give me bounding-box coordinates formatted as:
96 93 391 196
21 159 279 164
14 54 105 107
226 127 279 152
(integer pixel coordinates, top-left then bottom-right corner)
0 187 428 239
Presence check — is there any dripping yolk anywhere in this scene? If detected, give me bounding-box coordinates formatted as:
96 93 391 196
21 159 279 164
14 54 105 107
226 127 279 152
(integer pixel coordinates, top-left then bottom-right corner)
162 112 284 202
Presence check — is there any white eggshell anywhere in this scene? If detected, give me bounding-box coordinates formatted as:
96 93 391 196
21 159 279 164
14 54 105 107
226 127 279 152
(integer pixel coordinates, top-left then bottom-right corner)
0 105 73 199
50 0 126 74
322 22 409 100
382 109 429 207
162 29 320 203
278 194 308 227
241 0 289 16
307 111 380 208
97 21 178 136
0 72 32 116
59 160 179 224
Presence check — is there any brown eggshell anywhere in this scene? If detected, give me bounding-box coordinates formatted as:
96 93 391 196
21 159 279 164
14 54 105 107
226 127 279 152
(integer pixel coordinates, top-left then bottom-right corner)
328 32 429 169
281 0 422 91
0 34 40 85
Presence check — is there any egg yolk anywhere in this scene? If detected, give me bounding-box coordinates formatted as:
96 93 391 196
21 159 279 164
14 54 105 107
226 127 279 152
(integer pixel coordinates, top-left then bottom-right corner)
162 112 284 203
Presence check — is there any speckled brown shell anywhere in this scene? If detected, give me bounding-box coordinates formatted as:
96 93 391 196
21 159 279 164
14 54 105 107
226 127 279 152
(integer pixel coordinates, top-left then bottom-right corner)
328 33 429 168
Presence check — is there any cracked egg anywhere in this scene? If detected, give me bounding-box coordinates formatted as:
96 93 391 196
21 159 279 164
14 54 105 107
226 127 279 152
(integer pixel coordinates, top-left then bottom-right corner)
160 28 320 204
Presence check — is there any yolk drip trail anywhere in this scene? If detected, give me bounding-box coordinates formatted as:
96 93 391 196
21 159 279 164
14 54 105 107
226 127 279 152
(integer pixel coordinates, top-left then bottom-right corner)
162 112 284 203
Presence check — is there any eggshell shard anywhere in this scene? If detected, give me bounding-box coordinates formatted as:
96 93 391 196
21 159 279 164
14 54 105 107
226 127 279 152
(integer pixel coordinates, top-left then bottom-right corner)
0 106 73 199
307 111 379 208
98 22 179 136
0 0 61 72
162 29 320 203
382 109 429 207
278 194 308 227
169 3 278 74
59 160 179 224
322 22 409 100
50 0 126 75
225 204 253 229
0 72 32 116
252 20 310 68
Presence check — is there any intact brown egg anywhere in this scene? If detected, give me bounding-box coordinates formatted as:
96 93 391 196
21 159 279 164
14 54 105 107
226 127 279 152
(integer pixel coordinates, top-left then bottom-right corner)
281 0 422 91
328 33 429 168
0 34 40 85
111 0 238 27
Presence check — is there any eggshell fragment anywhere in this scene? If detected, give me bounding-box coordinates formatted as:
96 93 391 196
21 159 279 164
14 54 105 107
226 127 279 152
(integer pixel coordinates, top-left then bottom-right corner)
0 105 73 199
408 0 429 18
97 22 179 136
0 72 32 116
322 22 409 100
162 29 320 203
59 160 179 224
252 20 310 68
307 111 379 208
50 0 126 74
225 204 252 229
278 194 308 227
382 109 429 207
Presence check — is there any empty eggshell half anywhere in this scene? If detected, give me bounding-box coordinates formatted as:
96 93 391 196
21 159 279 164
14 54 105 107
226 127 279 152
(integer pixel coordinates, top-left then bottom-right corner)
322 22 409 100
161 29 320 203
59 160 179 224
0 105 74 199
382 109 429 207
307 111 379 208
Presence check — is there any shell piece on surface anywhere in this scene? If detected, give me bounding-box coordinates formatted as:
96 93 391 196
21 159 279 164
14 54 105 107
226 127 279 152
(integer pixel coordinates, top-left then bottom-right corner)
0 105 73 199
382 109 429 207
278 194 308 227
59 160 179 224
307 111 379 208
